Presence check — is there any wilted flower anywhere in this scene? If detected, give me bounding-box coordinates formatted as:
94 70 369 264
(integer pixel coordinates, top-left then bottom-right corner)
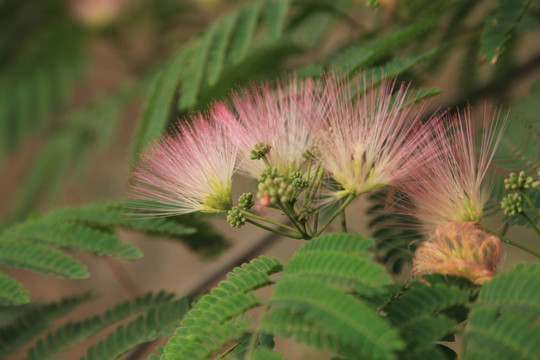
226 76 326 179
413 222 502 284
399 108 507 229
315 74 440 198
130 105 237 215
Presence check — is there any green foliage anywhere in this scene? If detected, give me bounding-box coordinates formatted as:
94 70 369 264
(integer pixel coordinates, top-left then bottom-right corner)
283 233 393 296
0 201 227 303
480 0 533 64
9 82 144 221
0 292 93 357
368 190 424 274
158 256 282 359
383 281 468 360
492 82 540 173
330 17 437 72
462 263 540 360
80 297 189 360
25 291 177 360
0 19 88 165
0 237 88 279
130 0 344 160
0 271 29 306
262 233 404 360
43 201 229 256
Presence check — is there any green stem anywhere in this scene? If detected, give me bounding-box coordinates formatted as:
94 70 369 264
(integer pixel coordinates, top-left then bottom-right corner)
521 189 540 220
308 168 325 203
305 165 321 202
316 195 355 236
282 202 309 238
485 228 540 258
245 218 303 239
240 209 298 233
261 154 272 168
340 198 348 233
520 212 540 237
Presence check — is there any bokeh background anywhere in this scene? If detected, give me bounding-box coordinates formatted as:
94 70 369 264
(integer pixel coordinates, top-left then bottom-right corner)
0 0 539 358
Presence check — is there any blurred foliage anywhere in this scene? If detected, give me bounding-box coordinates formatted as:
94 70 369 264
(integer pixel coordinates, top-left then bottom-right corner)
0 0 539 359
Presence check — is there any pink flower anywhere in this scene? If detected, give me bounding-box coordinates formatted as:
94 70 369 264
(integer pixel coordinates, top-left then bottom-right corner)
129 105 237 215
314 74 441 198
399 108 507 229
412 222 502 284
226 76 326 179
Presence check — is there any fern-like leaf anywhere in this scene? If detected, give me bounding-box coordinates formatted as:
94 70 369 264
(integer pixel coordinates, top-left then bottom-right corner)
368 190 423 274
263 277 404 360
80 297 189 360
130 50 188 160
331 18 437 72
262 233 403 360
3 221 142 260
25 291 177 360
0 237 88 279
158 256 282 359
42 201 228 256
0 293 92 356
480 0 533 64
383 281 468 359
284 233 392 296
491 81 539 173
462 263 540 360
0 271 29 306
130 0 338 160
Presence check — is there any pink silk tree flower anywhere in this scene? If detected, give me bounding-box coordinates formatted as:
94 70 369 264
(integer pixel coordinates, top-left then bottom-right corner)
226 76 327 179
398 108 507 229
315 74 440 199
412 222 502 284
129 105 237 215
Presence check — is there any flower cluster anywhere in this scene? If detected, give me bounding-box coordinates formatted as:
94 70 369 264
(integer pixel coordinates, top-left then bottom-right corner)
130 71 510 283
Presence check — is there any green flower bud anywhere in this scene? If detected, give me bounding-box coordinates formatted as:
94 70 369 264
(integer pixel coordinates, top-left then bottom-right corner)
250 142 271 160
227 207 246 228
238 192 255 210
501 193 523 216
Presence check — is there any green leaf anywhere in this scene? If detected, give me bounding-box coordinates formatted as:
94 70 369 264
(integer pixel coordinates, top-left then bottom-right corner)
130 51 188 160
178 30 217 110
158 256 282 359
284 233 392 296
227 4 262 64
368 190 424 273
3 221 142 260
263 0 290 42
263 277 404 360
480 0 533 64
0 237 88 279
25 292 177 360
462 263 540 360
0 293 92 356
80 297 189 360
331 18 437 71
0 271 29 306
206 13 238 87
262 233 403 359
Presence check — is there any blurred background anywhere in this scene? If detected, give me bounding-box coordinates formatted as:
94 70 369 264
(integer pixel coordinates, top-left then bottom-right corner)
0 0 539 358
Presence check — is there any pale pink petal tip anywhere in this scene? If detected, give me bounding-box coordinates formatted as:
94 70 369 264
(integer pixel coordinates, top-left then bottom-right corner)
314 73 440 198
129 107 237 216
226 75 327 179
398 107 507 229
